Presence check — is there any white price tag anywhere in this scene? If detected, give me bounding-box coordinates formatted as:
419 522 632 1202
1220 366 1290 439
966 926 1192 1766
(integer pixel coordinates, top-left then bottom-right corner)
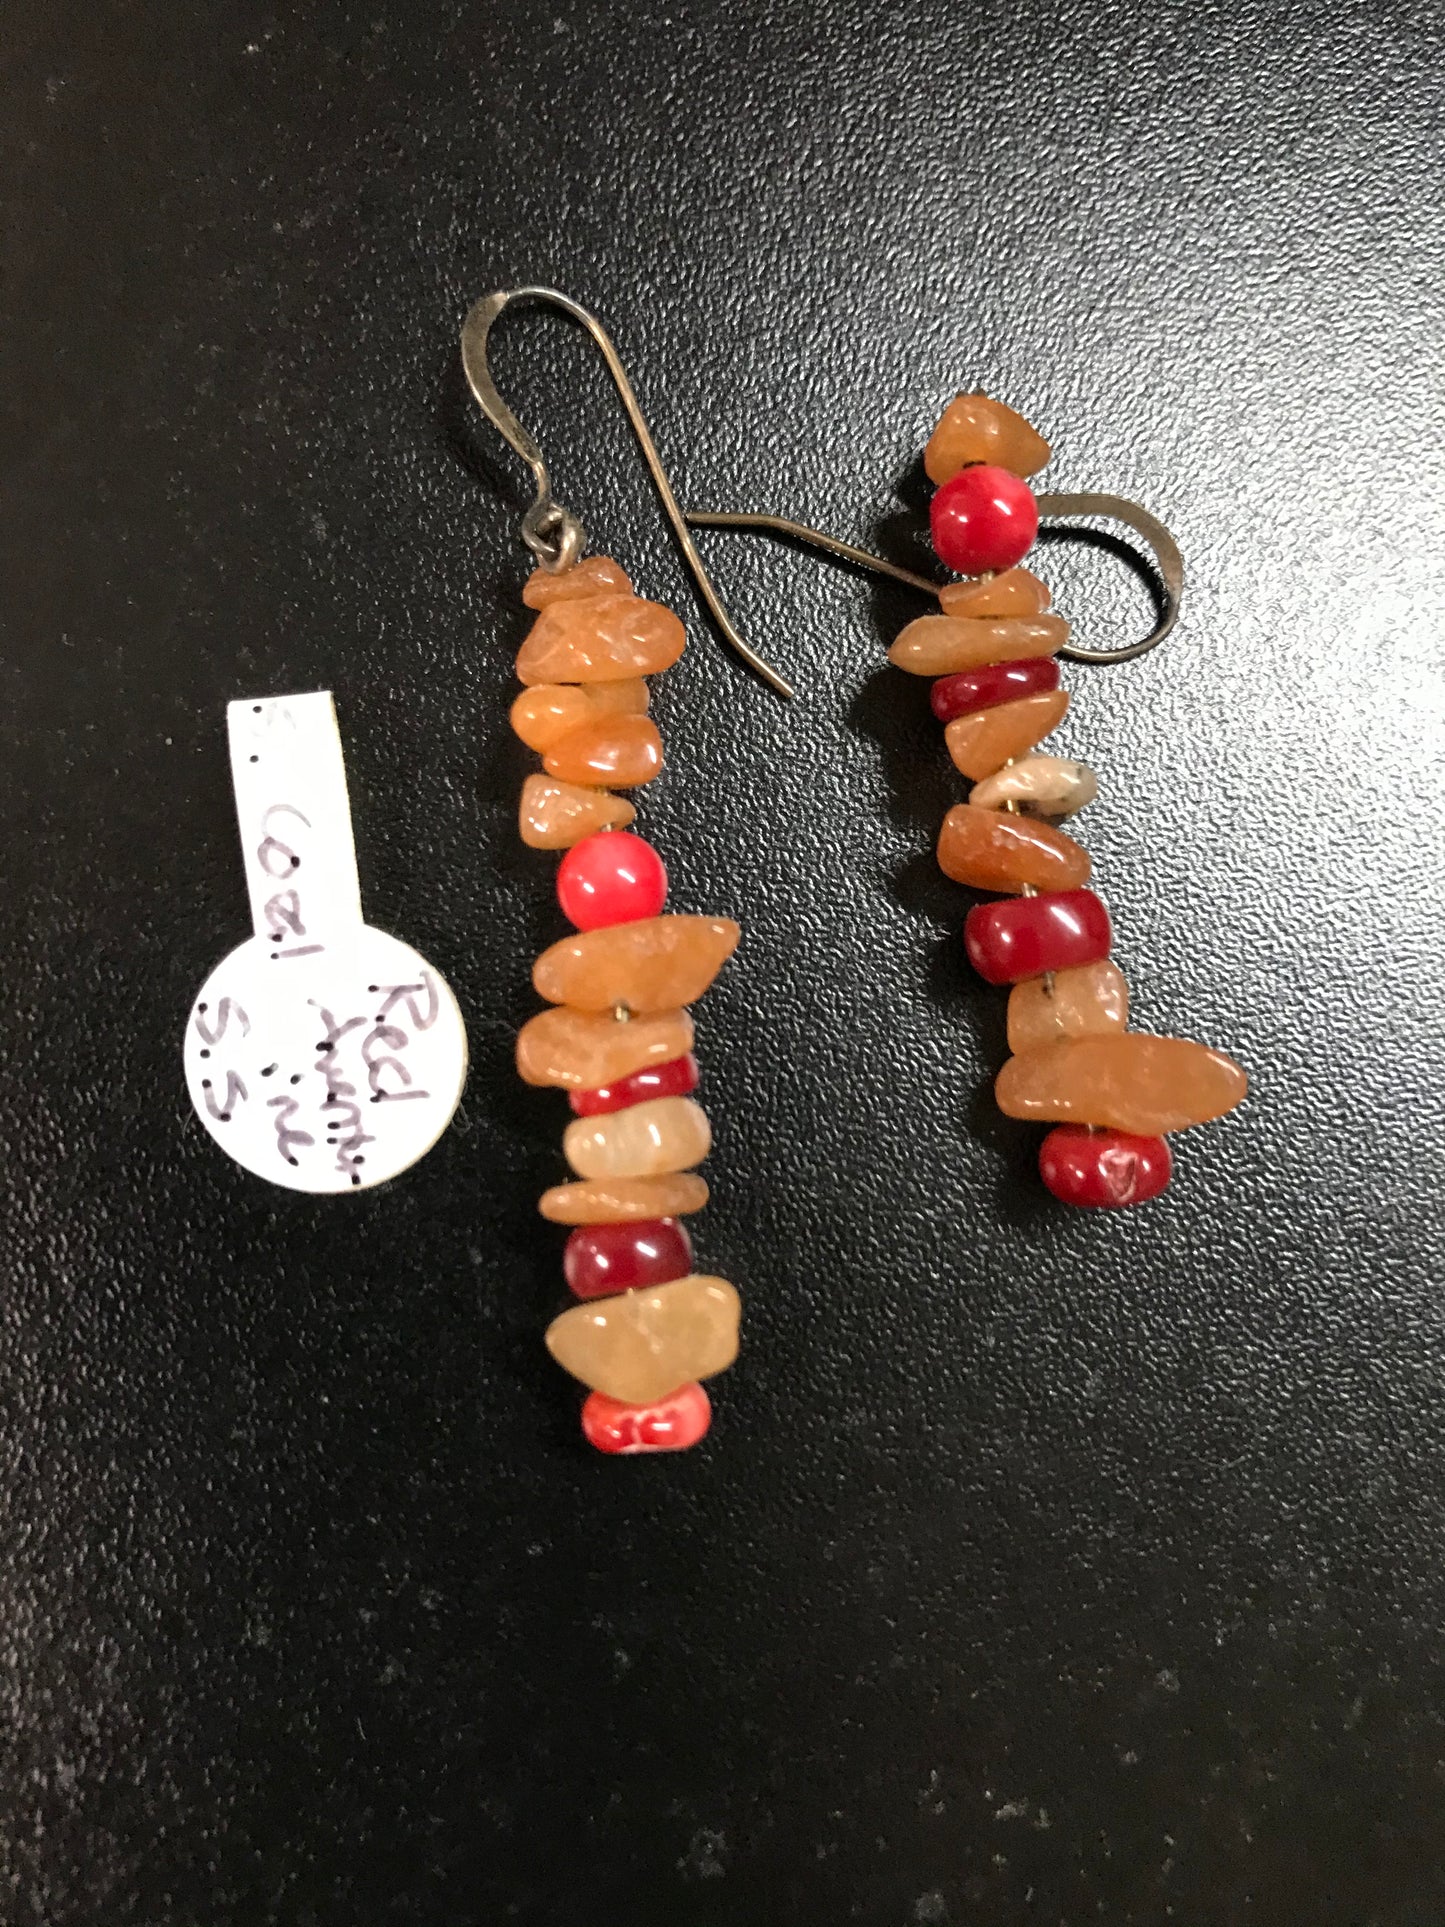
183 692 468 1193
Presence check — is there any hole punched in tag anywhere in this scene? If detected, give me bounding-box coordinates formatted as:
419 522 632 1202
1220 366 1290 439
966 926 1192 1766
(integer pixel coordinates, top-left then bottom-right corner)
459 286 796 700
682 495 1184 666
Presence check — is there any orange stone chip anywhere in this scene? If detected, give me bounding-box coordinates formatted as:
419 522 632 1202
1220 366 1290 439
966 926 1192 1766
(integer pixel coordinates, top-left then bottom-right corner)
544 713 663 788
887 614 1070 676
946 690 1070 781
563 1095 711 1179
1007 960 1129 1053
924 393 1052 485
519 774 635 849
539 1173 710 1225
510 679 649 753
533 915 741 1013
936 803 1090 894
516 595 685 684
996 1033 1249 1135
516 1006 695 1089
522 553 634 608
545 1274 740 1402
939 567 1052 618
970 753 1096 818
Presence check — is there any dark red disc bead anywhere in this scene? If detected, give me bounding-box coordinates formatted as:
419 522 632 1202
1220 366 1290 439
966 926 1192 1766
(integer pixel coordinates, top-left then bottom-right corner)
582 1382 712 1454
930 656 1061 724
964 887 1111 985
563 1217 694 1299
930 463 1039 576
568 1052 700 1117
556 829 667 931
1039 1125 1172 1208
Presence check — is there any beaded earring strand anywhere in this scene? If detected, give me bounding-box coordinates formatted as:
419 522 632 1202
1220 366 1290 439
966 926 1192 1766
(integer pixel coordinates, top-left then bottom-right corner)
689 395 1247 1208
461 288 791 1454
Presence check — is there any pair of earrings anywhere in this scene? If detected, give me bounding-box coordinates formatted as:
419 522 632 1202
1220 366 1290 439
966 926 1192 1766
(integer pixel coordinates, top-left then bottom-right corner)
466 287 1247 1455
185 285 1247 1460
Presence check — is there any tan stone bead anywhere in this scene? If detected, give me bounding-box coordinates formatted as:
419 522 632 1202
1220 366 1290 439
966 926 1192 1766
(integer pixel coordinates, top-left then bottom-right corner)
509 679 649 753
533 915 741 1013
563 1095 711 1179
887 614 1070 676
936 803 1091 894
545 1275 741 1402
516 595 686 684
1007 960 1129 1053
539 1173 710 1224
969 754 1097 818
996 1033 1249 1134
923 394 1052 485
542 713 664 789
939 567 1052 618
515 1006 695 1090
519 774 636 849
945 691 1070 781
522 554 634 608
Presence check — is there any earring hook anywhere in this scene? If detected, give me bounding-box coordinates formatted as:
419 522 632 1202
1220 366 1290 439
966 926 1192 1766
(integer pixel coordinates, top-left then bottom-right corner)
684 494 1184 666
459 287 794 700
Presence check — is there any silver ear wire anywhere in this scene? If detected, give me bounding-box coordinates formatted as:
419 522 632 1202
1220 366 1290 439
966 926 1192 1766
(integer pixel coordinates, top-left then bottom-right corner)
685 494 1184 666
460 287 794 699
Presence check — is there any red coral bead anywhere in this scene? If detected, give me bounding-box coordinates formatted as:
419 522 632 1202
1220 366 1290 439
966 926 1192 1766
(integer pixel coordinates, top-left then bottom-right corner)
1039 1125 1172 1208
555 830 667 930
582 1381 712 1454
964 887 1111 984
563 1217 694 1298
930 656 1061 724
568 1052 700 1117
930 464 1039 576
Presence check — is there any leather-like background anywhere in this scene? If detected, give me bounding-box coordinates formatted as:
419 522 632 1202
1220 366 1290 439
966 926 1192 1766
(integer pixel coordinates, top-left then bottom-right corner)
3 2 1443 1921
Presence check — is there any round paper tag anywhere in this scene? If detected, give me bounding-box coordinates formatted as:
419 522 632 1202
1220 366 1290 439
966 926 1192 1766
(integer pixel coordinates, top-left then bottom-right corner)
184 692 468 1193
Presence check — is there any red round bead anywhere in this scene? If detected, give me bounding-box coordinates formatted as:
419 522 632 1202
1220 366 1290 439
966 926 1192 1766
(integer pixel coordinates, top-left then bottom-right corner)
1039 1125 1172 1208
582 1382 712 1455
568 1052 700 1117
563 1217 694 1298
930 464 1039 576
930 656 1061 724
964 888 1111 985
555 830 667 931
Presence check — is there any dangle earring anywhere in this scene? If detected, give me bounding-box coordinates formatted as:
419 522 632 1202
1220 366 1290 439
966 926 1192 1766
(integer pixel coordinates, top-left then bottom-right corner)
689 393 1246 1208
461 288 792 1454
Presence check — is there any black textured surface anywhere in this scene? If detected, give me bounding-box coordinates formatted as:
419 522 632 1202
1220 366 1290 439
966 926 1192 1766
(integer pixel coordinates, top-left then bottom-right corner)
3 1 1444 1920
